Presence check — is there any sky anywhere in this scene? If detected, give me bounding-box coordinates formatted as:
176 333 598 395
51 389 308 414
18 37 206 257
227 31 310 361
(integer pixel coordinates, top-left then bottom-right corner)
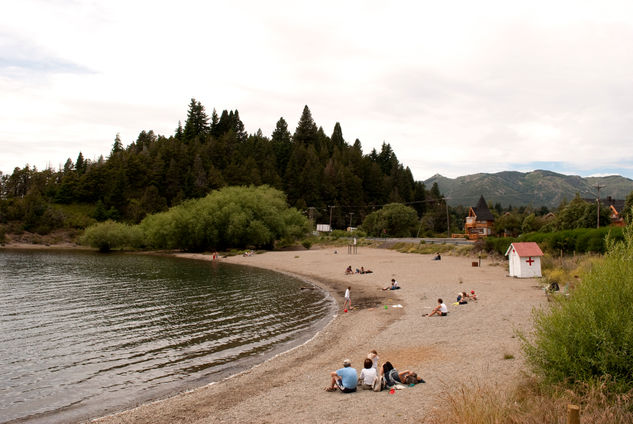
2 0 633 181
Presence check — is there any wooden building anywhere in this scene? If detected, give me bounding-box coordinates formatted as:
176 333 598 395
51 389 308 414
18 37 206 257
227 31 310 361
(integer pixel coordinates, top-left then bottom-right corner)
464 195 495 240
505 242 544 278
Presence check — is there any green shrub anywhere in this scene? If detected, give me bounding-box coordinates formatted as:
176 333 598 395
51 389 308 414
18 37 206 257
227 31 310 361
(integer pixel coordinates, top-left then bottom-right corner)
522 225 633 392
140 185 309 251
80 220 143 252
301 239 313 250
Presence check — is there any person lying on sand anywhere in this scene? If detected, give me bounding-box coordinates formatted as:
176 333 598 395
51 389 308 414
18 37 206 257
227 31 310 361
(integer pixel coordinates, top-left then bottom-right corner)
326 359 357 393
358 358 377 390
380 361 424 388
425 298 448 317
456 292 468 304
382 279 400 290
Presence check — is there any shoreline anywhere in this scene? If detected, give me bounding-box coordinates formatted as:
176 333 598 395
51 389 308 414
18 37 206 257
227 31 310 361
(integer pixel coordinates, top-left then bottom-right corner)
90 245 545 424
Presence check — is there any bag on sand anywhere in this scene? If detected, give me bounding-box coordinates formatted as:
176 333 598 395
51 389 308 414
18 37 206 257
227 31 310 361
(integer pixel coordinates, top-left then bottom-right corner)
372 375 383 392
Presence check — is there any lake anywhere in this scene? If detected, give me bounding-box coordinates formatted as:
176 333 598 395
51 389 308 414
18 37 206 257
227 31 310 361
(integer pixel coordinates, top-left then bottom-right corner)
0 250 334 423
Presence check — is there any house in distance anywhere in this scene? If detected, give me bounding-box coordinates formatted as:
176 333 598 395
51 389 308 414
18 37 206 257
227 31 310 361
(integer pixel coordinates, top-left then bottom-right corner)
464 195 495 240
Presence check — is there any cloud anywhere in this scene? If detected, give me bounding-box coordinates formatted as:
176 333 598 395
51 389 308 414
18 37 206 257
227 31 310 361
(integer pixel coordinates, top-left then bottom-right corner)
2 0 633 183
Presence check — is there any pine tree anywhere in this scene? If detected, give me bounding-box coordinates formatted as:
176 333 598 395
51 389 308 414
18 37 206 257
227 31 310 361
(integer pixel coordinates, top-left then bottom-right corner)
183 98 209 141
331 122 345 148
293 105 319 147
76 152 86 175
210 108 220 137
271 117 292 175
111 133 123 155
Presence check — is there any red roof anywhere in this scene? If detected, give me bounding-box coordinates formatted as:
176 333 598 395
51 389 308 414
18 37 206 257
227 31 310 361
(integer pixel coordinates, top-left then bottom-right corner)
505 242 544 257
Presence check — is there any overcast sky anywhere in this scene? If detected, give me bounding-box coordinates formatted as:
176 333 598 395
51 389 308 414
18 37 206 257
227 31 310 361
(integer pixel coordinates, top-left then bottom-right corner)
2 0 633 180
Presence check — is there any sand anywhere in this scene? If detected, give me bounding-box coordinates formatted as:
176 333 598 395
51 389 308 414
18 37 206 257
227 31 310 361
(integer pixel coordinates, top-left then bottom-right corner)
91 246 545 424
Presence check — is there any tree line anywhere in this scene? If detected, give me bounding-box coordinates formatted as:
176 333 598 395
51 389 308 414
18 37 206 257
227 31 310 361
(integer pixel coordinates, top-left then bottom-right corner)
0 99 449 235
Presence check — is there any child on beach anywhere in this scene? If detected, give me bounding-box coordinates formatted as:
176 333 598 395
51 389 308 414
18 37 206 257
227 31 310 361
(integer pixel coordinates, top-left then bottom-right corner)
382 279 400 290
426 298 448 317
358 358 377 390
345 265 353 275
368 350 379 369
343 287 351 310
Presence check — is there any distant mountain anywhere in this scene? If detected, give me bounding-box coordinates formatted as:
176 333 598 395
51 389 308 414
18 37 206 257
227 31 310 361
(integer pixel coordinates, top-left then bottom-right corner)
424 170 633 208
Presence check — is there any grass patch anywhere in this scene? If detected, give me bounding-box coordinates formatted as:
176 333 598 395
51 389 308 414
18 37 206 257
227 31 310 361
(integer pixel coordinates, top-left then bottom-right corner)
427 378 633 424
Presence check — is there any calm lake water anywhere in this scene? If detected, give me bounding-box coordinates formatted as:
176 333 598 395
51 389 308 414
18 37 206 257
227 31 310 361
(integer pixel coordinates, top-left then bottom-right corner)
0 250 334 424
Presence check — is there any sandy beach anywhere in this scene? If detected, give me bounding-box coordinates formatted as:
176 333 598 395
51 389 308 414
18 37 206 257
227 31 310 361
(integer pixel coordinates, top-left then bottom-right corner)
92 246 546 423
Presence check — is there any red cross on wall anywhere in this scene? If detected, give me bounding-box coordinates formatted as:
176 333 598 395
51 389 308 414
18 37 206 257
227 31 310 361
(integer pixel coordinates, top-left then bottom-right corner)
526 257 534 266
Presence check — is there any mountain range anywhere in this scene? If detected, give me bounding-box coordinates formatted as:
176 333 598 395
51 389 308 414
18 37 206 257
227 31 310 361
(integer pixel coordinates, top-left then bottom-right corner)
424 170 633 209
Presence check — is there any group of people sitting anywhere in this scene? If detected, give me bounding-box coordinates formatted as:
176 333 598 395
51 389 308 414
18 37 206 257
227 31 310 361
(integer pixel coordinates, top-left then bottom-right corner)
345 265 373 275
326 350 424 393
424 290 478 317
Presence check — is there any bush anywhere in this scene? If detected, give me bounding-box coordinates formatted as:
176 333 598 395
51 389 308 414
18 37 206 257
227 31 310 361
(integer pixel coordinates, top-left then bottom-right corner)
140 185 309 251
80 220 144 252
360 203 418 237
301 239 313 250
522 225 633 392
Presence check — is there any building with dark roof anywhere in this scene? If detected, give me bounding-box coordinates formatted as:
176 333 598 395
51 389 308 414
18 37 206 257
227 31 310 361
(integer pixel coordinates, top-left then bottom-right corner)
464 195 495 240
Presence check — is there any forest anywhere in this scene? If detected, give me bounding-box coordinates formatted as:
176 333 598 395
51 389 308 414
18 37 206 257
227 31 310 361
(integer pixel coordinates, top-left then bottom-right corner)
0 99 451 237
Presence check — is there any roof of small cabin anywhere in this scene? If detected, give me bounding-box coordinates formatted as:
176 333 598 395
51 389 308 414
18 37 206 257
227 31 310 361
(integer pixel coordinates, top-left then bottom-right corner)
505 242 544 257
471 195 495 221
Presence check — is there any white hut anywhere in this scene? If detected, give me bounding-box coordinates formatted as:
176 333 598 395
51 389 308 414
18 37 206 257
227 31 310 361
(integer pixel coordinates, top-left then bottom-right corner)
505 242 544 278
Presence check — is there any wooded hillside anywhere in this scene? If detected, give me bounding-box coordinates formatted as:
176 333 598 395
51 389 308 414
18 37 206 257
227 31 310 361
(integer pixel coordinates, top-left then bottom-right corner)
0 100 441 234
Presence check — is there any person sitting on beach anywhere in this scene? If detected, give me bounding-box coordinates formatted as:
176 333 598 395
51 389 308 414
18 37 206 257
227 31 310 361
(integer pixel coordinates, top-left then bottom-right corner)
456 292 468 305
432 253 441 261
382 279 400 290
381 361 424 388
368 349 379 369
426 298 448 317
326 358 357 392
470 290 478 301
358 358 377 390
345 265 353 275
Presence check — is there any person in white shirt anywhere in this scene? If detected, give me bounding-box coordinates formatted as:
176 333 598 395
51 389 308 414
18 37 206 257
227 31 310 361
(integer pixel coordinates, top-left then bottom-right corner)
343 286 351 310
358 358 378 389
426 298 448 317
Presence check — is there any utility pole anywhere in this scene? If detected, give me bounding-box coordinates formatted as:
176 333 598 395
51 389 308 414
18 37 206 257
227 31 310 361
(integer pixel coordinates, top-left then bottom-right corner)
446 199 450 238
328 205 336 230
594 184 605 228
348 212 354 229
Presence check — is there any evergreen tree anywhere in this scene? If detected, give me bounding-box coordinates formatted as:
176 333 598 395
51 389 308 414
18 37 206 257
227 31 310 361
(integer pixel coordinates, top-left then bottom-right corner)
210 108 220 137
175 121 184 140
331 122 345 149
271 117 292 175
293 105 319 147
111 133 123 155
183 98 209 141
76 152 86 175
